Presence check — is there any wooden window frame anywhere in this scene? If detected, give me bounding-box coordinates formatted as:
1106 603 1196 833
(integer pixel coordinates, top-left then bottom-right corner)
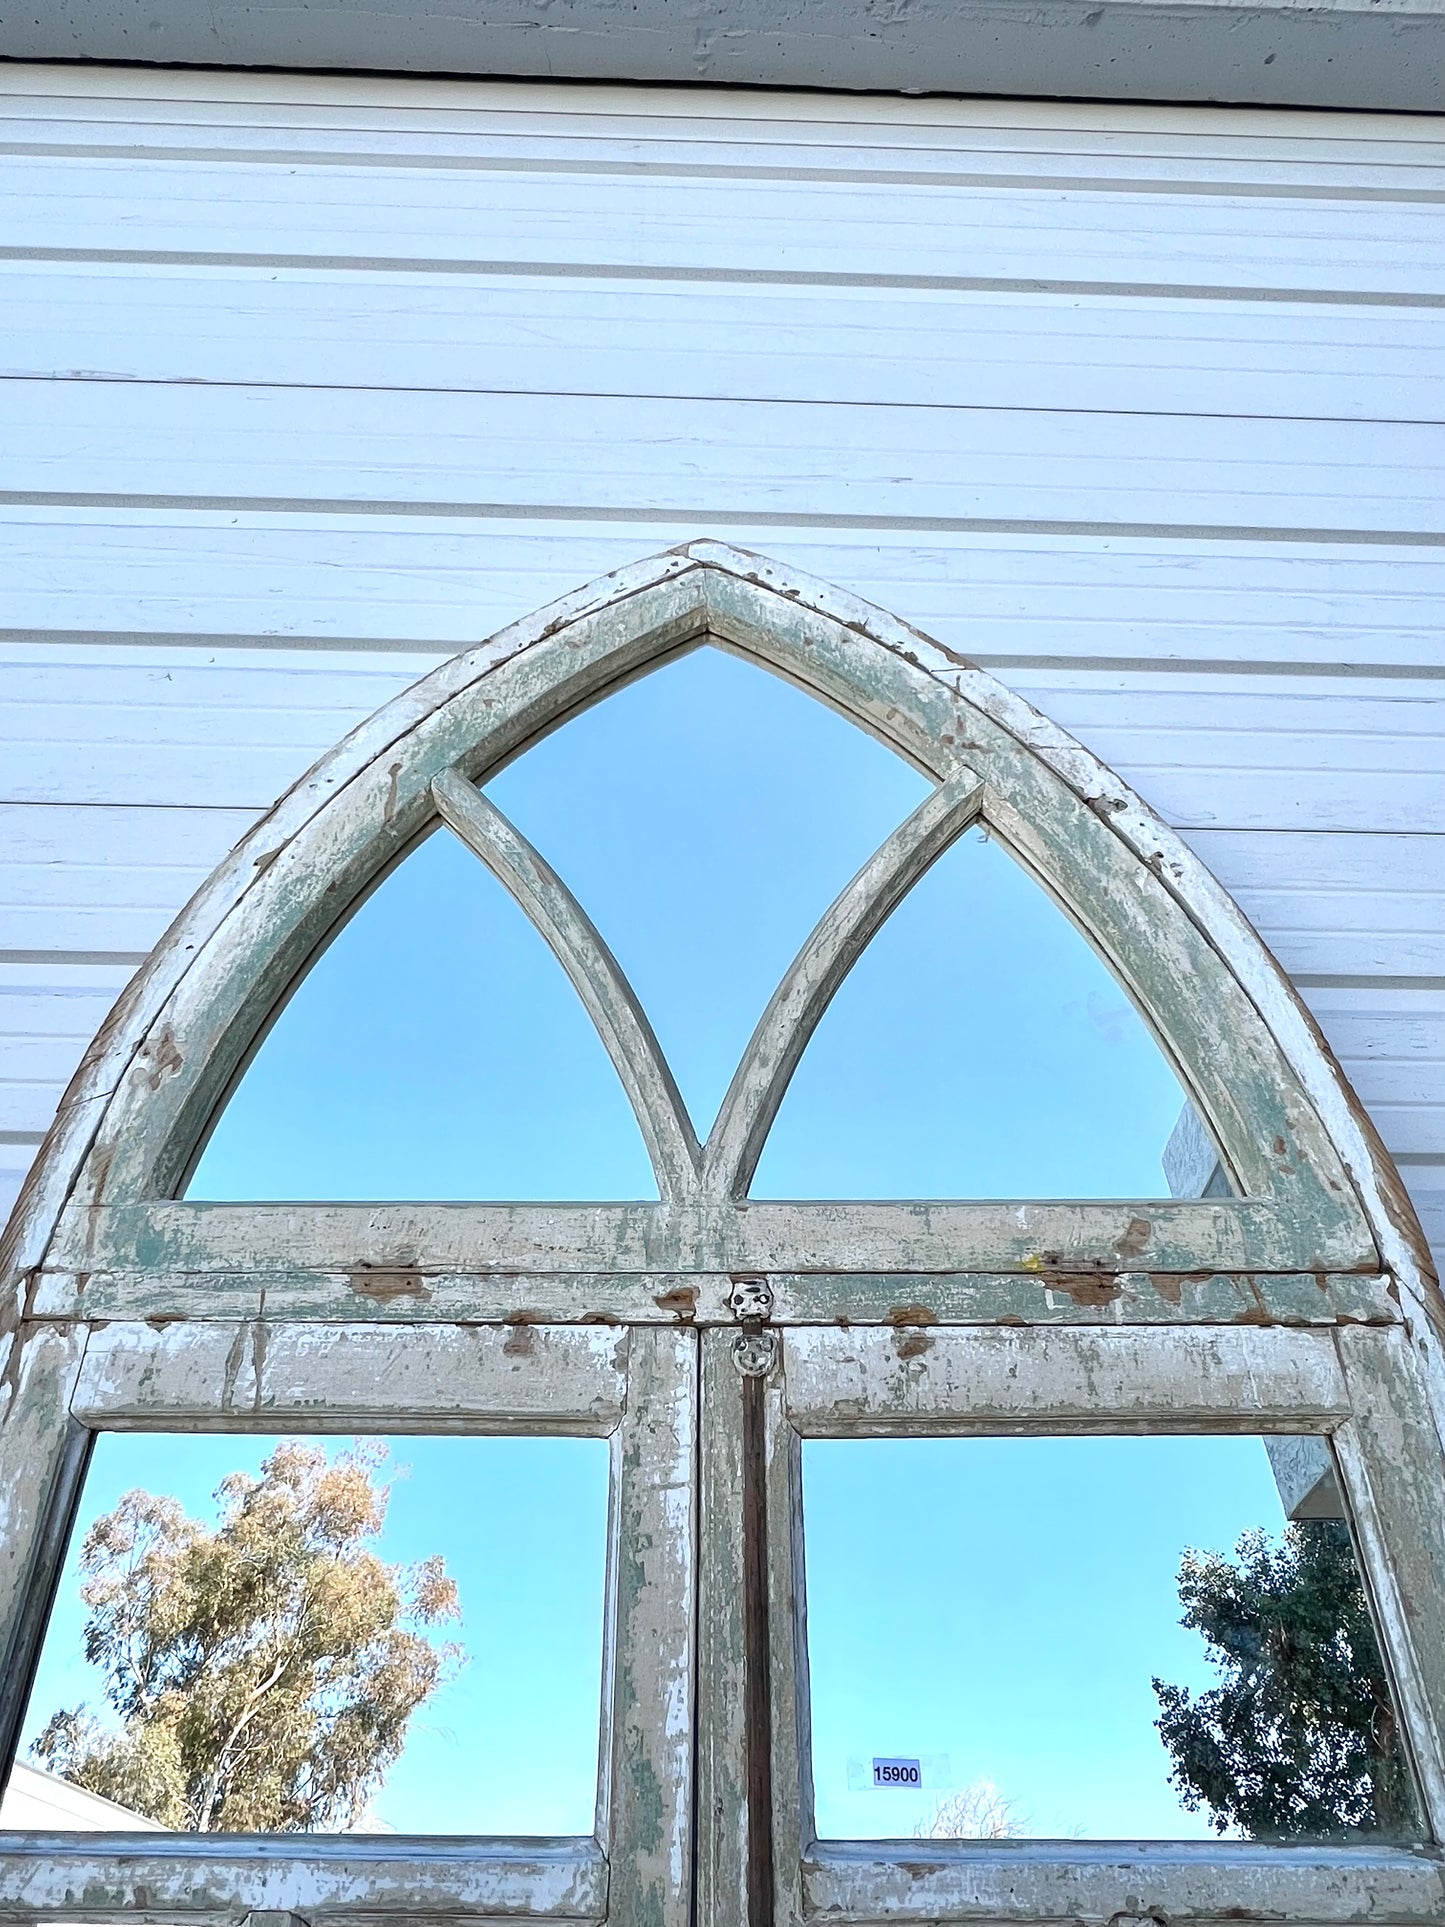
1 544 1440 1924
757 1324 1445 1926
0 1321 696 1926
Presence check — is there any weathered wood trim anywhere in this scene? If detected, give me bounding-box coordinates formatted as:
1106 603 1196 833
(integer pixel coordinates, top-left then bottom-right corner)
0 547 707 1299
1332 1327 1445 1839
697 568 1369 1242
49 1198 1376 1282
696 1331 749 1927
2 542 1437 1927
763 1389 808 1927
696 544 1431 1317
800 1838 1445 1924
604 1326 696 1927
34 1265 730 1326
703 773 981 1200
767 1268 1400 1329
0 1832 609 1922
70 1320 629 1431
432 768 702 1204
0 1327 89 1781
780 1325 1352 1433
31 1268 1400 1331
4 544 1399 1324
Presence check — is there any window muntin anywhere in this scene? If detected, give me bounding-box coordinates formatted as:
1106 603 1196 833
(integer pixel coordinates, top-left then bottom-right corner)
485 643 929 1140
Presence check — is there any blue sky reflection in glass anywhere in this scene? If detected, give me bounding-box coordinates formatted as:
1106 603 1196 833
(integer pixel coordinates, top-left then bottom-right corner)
21 1432 610 1837
803 1434 1290 1841
190 645 1185 1202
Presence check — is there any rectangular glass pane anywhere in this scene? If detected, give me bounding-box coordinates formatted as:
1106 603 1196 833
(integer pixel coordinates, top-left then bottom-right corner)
801 1434 1419 1844
4 1432 609 1837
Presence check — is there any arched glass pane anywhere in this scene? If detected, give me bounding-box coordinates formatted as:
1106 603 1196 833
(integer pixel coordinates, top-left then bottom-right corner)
188 829 656 1200
487 645 929 1137
752 829 1192 1199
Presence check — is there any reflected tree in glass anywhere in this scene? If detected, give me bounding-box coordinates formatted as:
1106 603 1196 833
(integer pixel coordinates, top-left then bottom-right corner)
32 1443 462 1832
1154 1521 1419 1840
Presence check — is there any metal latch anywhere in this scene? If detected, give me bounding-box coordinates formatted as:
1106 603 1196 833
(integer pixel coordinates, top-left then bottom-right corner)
728 1275 777 1378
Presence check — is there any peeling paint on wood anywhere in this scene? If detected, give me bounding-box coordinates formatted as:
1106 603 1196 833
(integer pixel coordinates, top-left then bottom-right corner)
2 545 1441 1926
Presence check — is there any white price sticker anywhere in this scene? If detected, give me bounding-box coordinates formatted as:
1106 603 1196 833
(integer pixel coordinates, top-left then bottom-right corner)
847 1754 952 1792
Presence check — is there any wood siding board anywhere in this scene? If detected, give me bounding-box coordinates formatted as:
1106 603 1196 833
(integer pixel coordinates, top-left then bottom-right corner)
7 265 1445 423
3 157 1443 296
5 520 1444 670
1 382 1441 536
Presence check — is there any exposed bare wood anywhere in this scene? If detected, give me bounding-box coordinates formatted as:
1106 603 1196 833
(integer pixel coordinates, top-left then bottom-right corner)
703 772 981 1199
432 768 701 1203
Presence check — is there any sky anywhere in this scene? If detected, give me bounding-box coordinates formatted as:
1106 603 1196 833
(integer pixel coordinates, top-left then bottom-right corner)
15 645 1315 1843
187 645 1190 1202
21 1431 610 1838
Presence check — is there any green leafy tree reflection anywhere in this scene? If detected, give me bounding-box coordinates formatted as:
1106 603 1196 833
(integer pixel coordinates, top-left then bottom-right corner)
34 1443 461 1831
1153 1521 1416 1839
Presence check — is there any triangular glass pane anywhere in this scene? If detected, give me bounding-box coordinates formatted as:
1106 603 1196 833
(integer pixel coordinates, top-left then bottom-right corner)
486 645 929 1136
187 828 656 1200
751 828 1192 1199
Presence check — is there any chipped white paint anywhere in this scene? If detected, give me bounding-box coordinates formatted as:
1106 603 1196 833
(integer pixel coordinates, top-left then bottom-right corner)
72 1320 630 1430
0 548 1440 1925
767 1324 1445 1922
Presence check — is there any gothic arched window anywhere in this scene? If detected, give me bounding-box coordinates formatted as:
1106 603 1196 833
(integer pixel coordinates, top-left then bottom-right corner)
2 546 1441 1927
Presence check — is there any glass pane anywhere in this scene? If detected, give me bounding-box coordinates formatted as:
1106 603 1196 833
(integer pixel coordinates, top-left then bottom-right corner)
801 1434 1418 1843
487 645 928 1137
7 1432 609 1836
753 830 1191 1198
188 828 656 1200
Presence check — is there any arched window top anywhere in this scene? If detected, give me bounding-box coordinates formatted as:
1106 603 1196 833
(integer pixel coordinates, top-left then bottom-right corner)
3 543 1434 1319
4 547 1444 1927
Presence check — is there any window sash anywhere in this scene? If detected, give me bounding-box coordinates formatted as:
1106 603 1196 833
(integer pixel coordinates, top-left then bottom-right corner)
0 1322 697 1927
759 1324 1445 1927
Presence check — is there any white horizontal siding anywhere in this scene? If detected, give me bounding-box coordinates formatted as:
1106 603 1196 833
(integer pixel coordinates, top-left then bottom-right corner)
0 63 1440 1273
7 265 1443 423
5 516 1442 668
